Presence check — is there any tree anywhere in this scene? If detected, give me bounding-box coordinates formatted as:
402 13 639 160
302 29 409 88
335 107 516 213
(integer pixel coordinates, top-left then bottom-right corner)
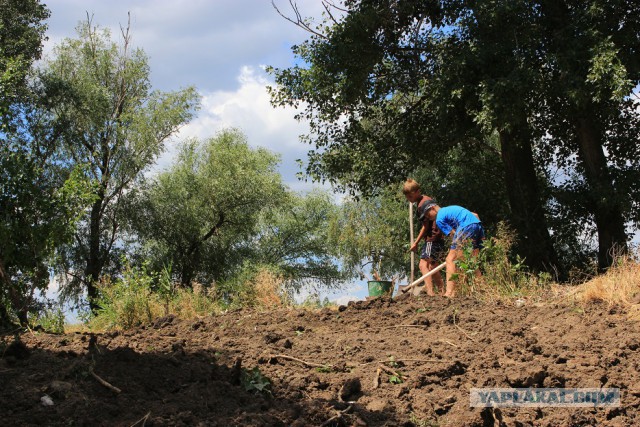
40 18 199 310
269 0 560 273
127 129 286 287
327 187 409 283
269 0 640 274
535 0 640 269
0 0 49 129
252 190 344 290
0 0 95 325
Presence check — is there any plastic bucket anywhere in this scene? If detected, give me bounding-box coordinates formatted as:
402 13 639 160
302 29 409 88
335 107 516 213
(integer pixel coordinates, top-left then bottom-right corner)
368 280 393 297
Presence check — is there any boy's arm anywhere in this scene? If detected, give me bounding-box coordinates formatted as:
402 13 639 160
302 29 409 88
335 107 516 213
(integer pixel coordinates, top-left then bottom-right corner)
410 225 427 252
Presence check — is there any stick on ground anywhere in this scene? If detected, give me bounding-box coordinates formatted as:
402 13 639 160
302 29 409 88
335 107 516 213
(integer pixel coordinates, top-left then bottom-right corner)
269 354 330 368
89 368 122 394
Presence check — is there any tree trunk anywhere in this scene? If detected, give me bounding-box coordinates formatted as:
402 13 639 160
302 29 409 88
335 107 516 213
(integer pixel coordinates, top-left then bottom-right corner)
575 117 628 270
499 129 561 275
85 198 104 313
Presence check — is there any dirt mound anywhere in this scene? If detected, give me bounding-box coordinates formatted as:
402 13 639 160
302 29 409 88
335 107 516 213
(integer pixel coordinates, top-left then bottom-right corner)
2 296 640 426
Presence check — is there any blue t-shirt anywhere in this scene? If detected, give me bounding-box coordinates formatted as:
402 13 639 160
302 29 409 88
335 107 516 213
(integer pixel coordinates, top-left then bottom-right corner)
435 205 481 236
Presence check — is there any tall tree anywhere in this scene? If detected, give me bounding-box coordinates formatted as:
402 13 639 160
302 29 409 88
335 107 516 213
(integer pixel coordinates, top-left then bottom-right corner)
269 1 560 273
270 0 640 274
536 0 640 269
40 19 199 310
126 130 286 287
1 0 92 325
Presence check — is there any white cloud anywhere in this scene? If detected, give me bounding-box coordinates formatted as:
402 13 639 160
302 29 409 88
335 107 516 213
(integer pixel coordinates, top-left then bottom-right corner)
154 65 317 191
43 0 329 92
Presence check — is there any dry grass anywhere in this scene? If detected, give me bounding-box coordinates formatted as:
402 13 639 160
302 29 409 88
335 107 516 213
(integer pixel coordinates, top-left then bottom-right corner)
246 269 291 309
567 253 640 314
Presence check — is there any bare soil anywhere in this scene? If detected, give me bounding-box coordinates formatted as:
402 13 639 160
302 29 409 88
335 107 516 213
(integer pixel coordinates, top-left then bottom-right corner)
2 295 640 426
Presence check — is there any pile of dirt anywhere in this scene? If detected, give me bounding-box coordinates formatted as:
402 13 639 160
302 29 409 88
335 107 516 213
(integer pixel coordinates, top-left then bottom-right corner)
2 295 640 426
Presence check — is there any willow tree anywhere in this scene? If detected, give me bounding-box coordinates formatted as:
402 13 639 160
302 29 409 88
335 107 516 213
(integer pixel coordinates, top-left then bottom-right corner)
40 19 199 310
126 130 285 287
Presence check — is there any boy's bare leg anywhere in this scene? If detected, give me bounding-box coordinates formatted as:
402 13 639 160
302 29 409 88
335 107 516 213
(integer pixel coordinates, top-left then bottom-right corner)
472 248 482 279
430 258 445 295
419 258 436 296
444 249 461 297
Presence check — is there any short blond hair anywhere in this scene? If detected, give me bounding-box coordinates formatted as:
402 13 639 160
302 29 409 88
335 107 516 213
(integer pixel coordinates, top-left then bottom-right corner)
402 179 420 195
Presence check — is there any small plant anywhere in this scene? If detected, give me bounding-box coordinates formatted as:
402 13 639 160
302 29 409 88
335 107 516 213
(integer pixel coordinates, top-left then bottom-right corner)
315 365 333 373
453 222 551 299
241 367 272 395
34 302 66 334
91 260 156 330
389 373 404 384
410 413 439 427
387 355 400 369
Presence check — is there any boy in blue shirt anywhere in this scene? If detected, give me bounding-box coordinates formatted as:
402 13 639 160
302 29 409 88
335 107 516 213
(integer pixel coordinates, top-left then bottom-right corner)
420 202 484 297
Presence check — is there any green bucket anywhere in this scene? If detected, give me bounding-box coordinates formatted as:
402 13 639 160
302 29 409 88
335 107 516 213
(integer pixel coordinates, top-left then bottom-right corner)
368 280 393 297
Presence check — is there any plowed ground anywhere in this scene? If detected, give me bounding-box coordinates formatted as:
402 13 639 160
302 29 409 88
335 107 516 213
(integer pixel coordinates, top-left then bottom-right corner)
2 295 640 426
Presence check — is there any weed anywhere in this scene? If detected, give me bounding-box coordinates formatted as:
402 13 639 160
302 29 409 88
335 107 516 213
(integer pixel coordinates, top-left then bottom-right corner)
410 413 439 427
454 222 551 300
33 303 66 334
241 367 272 395
387 355 400 369
315 365 332 373
389 373 404 384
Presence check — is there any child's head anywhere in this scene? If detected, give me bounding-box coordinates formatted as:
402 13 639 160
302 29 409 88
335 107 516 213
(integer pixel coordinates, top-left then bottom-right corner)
402 179 422 203
418 200 439 222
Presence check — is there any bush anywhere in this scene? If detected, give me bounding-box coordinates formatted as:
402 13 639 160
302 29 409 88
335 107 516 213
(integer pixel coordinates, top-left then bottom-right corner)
33 303 66 334
217 263 292 310
90 262 158 330
454 222 551 299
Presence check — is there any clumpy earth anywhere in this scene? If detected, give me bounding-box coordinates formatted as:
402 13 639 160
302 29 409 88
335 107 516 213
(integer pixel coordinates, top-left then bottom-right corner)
2 295 640 426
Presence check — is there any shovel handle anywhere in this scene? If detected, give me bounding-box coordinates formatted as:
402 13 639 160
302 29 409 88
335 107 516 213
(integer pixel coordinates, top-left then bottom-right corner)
405 262 446 290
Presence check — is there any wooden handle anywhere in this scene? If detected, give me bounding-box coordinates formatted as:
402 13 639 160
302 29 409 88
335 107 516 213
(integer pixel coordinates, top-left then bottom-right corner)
400 262 446 293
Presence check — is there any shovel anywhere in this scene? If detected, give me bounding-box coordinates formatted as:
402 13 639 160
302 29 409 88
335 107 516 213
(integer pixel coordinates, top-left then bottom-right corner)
397 262 446 295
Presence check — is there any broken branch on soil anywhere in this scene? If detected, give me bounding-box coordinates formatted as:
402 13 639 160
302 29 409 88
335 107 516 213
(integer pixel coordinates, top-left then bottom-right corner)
452 314 478 342
454 323 478 342
378 364 406 378
360 358 449 366
373 367 381 389
321 404 353 427
383 324 430 329
438 339 459 348
269 354 330 368
89 368 122 394
129 411 151 427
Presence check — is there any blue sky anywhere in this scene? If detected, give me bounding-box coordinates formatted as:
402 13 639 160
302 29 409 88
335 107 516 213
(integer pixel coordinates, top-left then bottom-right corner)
42 0 368 307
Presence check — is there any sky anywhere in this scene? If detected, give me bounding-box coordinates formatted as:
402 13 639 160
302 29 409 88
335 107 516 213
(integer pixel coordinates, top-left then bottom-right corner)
42 0 367 307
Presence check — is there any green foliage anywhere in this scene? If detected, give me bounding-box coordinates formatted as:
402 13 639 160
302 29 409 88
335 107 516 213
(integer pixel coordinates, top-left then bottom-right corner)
241 367 272 395
0 139 94 325
91 261 156 330
38 18 199 308
298 293 334 310
455 223 552 298
328 186 409 281
127 129 284 287
33 303 66 334
252 190 344 291
269 0 640 275
0 0 50 129
388 373 404 384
